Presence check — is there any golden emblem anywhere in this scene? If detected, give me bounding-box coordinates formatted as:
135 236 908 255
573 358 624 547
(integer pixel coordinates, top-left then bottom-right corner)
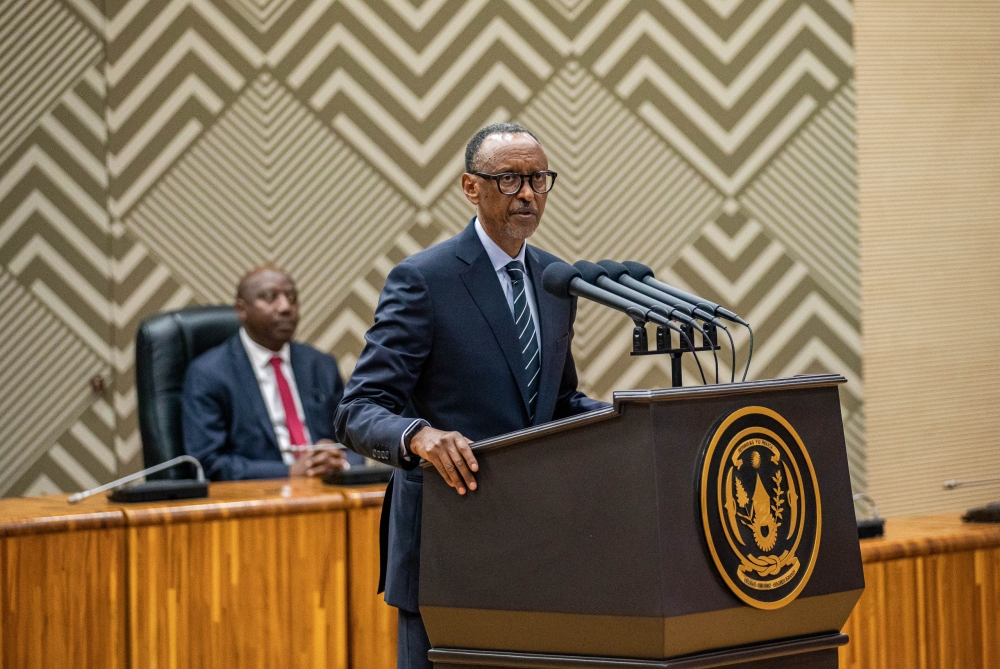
699 407 821 610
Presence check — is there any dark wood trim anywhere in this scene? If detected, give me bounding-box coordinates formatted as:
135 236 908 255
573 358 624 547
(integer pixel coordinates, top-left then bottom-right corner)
461 406 619 458
611 375 847 406
422 375 848 466
428 633 848 669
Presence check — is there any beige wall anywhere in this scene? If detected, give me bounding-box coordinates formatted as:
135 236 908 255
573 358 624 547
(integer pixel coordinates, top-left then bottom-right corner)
858 1 1000 516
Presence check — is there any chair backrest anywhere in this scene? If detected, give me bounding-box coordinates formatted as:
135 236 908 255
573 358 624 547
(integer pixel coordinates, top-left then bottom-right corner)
135 305 241 479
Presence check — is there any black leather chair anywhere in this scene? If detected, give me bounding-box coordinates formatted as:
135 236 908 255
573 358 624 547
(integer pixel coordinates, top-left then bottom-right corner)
135 306 240 479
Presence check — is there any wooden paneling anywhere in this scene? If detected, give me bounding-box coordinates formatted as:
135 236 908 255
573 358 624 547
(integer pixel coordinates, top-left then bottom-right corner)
857 0 1000 516
1 528 126 669
127 511 348 669
840 516 1000 669
348 504 398 669
0 494 127 669
0 479 395 669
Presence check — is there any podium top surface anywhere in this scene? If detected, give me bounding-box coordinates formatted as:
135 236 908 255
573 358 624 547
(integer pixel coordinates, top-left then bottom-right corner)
424 374 847 464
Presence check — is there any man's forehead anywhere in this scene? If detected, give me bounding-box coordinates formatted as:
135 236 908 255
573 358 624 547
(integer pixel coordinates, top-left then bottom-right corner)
479 133 545 166
245 269 294 293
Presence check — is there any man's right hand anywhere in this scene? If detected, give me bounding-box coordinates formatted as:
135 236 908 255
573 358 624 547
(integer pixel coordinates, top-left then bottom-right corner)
409 427 478 495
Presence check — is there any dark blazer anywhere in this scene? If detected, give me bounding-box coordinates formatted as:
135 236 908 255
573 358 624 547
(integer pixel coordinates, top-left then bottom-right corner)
183 334 360 480
335 220 607 612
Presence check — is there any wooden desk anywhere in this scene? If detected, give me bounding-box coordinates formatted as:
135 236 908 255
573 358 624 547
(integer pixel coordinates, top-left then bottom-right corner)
0 494 126 669
0 479 396 669
841 515 1000 669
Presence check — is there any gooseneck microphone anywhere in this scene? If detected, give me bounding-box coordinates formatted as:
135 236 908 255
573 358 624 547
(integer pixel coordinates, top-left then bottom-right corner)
575 261 717 383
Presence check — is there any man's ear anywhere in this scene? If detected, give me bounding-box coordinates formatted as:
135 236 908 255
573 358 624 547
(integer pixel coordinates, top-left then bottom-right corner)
461 173 480 206
234 298 248 323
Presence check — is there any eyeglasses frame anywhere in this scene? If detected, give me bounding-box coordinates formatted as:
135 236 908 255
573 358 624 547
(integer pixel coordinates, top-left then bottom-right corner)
470 170 558 195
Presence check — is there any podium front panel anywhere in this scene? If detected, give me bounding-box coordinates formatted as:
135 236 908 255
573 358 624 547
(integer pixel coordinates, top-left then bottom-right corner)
419 376 864 659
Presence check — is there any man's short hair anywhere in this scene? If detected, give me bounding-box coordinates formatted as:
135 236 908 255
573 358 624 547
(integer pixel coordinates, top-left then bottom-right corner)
236 263 290 301
464 122 538 173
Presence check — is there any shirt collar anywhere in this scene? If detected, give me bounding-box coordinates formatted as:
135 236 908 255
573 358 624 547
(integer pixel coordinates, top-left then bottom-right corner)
239 327 291 371
474 217 527 272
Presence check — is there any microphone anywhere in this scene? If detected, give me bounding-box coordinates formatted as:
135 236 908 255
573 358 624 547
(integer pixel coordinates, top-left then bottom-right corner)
575 261 717 384
574 261 699 328
546 261 707 384
621 261 746 325
67 455 208 504
541 262 649 324
598 260 717 323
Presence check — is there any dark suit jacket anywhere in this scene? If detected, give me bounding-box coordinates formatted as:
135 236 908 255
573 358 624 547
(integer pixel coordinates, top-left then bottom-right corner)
183 335 360 480
335 220 607 612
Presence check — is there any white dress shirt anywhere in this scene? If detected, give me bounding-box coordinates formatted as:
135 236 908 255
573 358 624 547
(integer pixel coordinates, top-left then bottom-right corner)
474 217 542 351
239 327 312 466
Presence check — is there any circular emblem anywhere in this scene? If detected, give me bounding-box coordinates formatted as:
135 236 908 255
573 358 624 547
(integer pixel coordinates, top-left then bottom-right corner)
699 406 821 610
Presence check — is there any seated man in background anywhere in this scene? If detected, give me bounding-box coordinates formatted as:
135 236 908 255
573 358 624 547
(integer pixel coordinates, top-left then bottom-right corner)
183 265 362 480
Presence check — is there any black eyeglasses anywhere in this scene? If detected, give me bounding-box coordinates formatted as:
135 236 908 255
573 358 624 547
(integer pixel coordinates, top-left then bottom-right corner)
471 171 558 195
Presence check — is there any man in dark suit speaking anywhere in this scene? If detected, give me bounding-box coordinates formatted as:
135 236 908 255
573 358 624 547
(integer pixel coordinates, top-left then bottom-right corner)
183 266 362 480
335 123 608 668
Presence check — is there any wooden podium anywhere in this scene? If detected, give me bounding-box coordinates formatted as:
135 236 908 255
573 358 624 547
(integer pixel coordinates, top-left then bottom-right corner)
419 375 863 669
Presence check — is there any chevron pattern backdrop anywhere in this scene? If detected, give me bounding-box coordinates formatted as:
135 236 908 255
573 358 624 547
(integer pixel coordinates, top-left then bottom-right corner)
0 0 859 497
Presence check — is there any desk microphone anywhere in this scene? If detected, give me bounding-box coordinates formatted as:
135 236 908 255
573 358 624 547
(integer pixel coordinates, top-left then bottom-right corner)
67 455 208 504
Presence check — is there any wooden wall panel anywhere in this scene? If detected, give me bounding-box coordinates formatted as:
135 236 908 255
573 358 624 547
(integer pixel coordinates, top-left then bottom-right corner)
840 545 1000 669
348 504 398 669
977 547 1000 666
127 511 348 669
0 528 125 669
857 0 1000 516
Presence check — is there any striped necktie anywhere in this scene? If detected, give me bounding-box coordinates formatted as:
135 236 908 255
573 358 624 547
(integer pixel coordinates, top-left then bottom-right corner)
505 261 539 421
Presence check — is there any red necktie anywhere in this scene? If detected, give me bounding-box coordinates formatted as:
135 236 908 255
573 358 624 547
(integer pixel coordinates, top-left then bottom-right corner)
269 356 307 454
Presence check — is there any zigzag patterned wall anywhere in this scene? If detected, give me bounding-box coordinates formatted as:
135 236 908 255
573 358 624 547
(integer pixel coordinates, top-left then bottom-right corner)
0 0 860 497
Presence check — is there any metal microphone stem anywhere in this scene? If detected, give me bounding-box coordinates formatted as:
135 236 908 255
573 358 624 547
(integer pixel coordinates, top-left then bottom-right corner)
942 477 1000 490
67 455 205 504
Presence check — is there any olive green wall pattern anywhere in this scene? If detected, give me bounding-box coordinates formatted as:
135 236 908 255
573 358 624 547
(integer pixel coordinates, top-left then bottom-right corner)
0 0 859 496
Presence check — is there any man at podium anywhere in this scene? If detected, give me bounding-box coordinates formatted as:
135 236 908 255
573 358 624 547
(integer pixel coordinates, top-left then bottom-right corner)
336 123 607 669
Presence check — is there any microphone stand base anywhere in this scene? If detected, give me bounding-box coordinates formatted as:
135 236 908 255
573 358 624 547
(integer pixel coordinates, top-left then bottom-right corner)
108 479 209 503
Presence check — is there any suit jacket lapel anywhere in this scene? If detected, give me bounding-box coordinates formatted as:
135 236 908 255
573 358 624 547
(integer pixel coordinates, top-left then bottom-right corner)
527 246 560 426
456 221 532 415
229 337 279 450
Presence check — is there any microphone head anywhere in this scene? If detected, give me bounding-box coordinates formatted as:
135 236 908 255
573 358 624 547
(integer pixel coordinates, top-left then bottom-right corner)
596 259 630 281
573 260 609 285
622 261 655 281
541 262 582 299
